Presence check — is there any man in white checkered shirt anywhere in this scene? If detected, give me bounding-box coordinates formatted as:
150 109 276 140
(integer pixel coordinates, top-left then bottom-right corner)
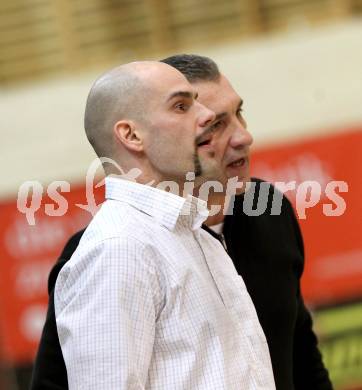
54 61 275 389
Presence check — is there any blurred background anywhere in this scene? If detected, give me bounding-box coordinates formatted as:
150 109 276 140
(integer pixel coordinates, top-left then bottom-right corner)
0 0 361 389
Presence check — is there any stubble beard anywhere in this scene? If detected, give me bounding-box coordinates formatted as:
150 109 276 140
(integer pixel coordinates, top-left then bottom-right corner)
194 152 202 177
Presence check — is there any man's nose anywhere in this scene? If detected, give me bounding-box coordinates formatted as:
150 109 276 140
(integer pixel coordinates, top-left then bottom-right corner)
230 124 253 148
197 102 216 128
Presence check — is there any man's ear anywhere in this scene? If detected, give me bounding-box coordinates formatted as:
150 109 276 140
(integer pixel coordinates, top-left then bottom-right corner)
113 120 143 152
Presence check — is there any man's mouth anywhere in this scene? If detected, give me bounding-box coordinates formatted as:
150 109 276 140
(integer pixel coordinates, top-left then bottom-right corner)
197 139 211 147
227 157 247 168
195 123 216 148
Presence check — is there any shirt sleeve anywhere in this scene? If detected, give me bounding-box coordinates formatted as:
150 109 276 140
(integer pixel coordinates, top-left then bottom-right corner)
293 296 334 390
285 198 333 390
54 236 163 390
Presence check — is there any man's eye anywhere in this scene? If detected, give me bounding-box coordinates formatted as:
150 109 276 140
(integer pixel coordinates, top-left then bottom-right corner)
175 102 188 111
210 121 223 131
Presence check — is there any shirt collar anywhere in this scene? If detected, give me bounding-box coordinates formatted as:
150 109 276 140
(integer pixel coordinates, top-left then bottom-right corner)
105 177 209 231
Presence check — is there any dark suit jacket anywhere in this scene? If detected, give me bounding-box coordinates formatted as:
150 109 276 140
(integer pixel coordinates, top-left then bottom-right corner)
30 179 333 390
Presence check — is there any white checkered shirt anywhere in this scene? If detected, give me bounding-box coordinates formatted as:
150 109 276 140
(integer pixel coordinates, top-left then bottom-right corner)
55 177 275 389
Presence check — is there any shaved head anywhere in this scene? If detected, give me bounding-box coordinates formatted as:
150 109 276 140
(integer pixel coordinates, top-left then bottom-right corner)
84 62 157 159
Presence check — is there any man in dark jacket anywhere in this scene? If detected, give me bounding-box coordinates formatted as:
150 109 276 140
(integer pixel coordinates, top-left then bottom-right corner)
31 55 333 390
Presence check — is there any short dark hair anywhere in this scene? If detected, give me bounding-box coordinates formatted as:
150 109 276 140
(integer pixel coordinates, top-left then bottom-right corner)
161 54 220 83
